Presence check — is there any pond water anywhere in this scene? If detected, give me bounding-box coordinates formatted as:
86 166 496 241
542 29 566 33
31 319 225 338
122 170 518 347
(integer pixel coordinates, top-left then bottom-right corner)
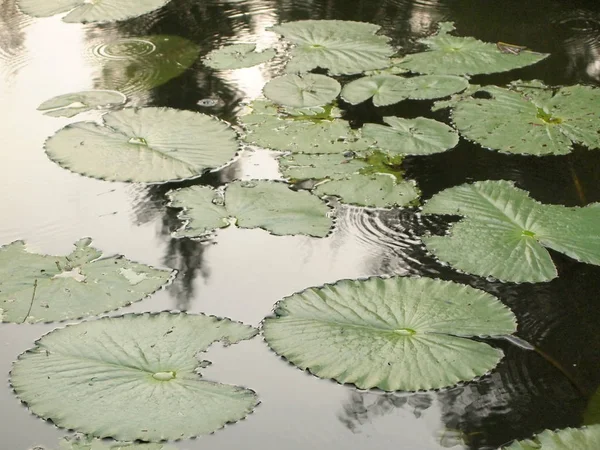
1 0 600 449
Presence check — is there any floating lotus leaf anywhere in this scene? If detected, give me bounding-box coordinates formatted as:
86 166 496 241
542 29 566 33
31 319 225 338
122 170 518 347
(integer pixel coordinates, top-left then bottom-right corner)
341 74 469 106
279 153 369 181
394 22 548 75
203 43 276 70
363 116 459 155
502 425 600 449
168 181 333 238
271 20 394 75
0 238 173 324
584 387 600 425
17 0 171 23
263 73 341 108
37 90 127 118
315 173 419 208
92 36 199 95
11 312 259 441
422 180 600 283
450 81 600 155
54 435 175 450
263 276 516 391
45 107 239 183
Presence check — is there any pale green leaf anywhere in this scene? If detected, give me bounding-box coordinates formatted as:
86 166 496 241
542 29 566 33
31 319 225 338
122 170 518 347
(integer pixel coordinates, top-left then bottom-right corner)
263 276 516 391
271 20 394 75
0 238 173 324
501 425 600 450
363 116 459 155
422 180 600 282
38 90 127 118
55 434 175 450
451 82 600 155
263 73 341 108
279 153 369 181
584 387 600 425
168 181 333 238
394 22 548 75
45 107 239 183
203 43 275 70
341 74 468 106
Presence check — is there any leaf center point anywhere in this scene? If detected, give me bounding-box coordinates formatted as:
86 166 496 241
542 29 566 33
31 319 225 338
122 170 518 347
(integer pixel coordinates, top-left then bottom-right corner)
536 108 562 124
394 328 416 336
521 229 536 238
128 136 148 146
152 371 176 381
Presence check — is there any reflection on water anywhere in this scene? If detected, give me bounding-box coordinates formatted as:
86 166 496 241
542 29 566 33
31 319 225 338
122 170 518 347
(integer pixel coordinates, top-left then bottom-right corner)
555 9 600 82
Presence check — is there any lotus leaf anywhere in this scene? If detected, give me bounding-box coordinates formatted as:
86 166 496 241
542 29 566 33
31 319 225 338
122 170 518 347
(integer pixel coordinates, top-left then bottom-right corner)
394 22 548 76
17 0 171 23
422 180 600 283
450 81 600 155
279 153 369 181
11 312 259 441
501 425 600 449
363 116 459 155
263 276 517 391
0 238 173 323
168 181 333 238
38 90 127 118
341 74 468 106
45 107 239 183
270 20 394 75
263 73 341 108
203 43 275 70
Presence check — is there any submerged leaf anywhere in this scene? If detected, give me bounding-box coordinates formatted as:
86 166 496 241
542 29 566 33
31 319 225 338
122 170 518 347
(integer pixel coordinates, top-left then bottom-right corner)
501 425 600 449
203 43 276 70
0 239 173 323
394 22 548 75
584 387 600 425
422 180 600 283
263 276 516 391
55 434 175 450
37 90 127 118
11 312 258 441
279 153 369 181
341 74 468 106
271 20 394 75
263 73 341 108
363 116 459 155
17 0 171 23
45 107 239 183
168 181 333 238
451 82 600 155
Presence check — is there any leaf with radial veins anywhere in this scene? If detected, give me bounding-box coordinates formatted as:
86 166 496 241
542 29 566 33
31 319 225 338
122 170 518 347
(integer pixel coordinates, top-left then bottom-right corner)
203 43 276 70
363 116 459 155
421 180 600 283
0 238 173 323
17 0 171 23
168 181 333 238
11 312 259 441
37 90 127 118
45 107 239 183
271 20 394 75
263 276 517 391
501 425 600 449
394 22 548 75
451 81 600 155
341 74 469 106
263 73 341 108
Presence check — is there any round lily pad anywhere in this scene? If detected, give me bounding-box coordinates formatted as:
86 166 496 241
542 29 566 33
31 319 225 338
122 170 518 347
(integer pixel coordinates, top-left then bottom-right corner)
11 312 259 441
502 425 600 449
263 276 517 391
263 73 341 108
37 90 127 118
45 107 239 183
203 43 276 70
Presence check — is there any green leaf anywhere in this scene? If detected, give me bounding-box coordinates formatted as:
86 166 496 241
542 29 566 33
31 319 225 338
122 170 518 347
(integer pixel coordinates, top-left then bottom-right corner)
363 116 459 155
45 107 239 183
168 181 333 238
501 425 600 450
93 36 199 95
263 276 516 391
11 312 259 441
203 43 275 70
279 153 370 181
451 82 600 155
315 173 419 207
55 434 175 450
37 90 127 118
421 180 600 283
394 22 548 75
341 74 469 106
17 0 171 23
584 387 600 425
0 238 173 324
263 73 341 108
270 20 394 75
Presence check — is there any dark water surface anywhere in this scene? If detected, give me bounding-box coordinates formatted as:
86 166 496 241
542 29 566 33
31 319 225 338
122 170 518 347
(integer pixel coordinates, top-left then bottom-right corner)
1 0 600 449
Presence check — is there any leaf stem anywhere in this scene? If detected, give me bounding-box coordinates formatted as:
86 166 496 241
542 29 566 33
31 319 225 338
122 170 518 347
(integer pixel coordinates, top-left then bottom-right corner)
22 279 38 324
